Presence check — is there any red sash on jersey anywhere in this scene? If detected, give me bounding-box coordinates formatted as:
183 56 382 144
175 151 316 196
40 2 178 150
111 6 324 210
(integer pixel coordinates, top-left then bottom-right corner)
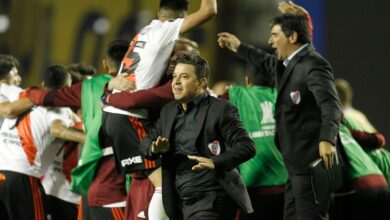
17 92 37 165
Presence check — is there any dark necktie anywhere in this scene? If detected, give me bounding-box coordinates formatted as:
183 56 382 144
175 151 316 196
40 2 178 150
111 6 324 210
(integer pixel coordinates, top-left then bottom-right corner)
276 61 285 84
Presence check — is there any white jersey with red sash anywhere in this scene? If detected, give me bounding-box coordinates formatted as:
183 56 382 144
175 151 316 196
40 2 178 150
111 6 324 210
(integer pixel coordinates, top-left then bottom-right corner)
0 84 73 178
41 123 82 204
103 18 184 117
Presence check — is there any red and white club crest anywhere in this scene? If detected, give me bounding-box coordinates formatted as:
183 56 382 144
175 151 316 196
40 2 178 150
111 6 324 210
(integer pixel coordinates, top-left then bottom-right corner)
208 140 221 155
290 90 301 105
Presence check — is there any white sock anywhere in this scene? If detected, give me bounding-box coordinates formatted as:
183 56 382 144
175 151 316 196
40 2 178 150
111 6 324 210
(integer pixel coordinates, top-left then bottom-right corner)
148 187 169 220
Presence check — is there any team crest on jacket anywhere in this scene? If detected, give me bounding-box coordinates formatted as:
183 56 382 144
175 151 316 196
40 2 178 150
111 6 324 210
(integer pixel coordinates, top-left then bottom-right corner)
290 90 301 105
208 140 221 155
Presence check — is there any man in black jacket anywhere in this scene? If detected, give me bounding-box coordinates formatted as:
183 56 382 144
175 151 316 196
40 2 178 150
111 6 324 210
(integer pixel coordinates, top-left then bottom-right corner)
218 14 341 220
142 53 255 220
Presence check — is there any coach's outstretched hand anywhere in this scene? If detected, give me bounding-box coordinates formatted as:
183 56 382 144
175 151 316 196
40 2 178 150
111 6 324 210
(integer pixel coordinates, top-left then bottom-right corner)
217 32 241 53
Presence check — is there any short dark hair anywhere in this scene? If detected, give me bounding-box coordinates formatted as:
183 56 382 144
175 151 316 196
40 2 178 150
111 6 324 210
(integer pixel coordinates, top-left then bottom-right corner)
43 65 70 90
107 39 129 69
67 63 96 76
0 57 14 80
160 0 189 12
176 52 209 80
67 63 97 84
271 14 311 45
0 54 19 68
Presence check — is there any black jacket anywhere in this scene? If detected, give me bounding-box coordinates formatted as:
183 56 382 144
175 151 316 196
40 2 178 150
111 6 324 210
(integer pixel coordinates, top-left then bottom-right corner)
142 95 255 219
237 43 342 174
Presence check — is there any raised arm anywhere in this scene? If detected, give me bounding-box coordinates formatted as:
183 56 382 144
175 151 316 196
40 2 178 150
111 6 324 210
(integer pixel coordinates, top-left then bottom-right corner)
218 32 277 82
278 1 309 15
180 0 217 34
217 32 241 53
218 32 277 67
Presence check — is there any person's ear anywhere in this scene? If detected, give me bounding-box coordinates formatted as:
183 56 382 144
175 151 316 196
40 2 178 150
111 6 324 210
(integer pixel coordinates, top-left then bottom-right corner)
289 31 298 44
199 78 208 89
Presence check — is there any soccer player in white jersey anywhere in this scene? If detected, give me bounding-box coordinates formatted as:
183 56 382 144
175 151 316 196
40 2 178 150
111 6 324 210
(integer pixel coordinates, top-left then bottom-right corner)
40 122 83 220
0 55 23 127
0 65 86 220
101 1 218 219
0 54 22 190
